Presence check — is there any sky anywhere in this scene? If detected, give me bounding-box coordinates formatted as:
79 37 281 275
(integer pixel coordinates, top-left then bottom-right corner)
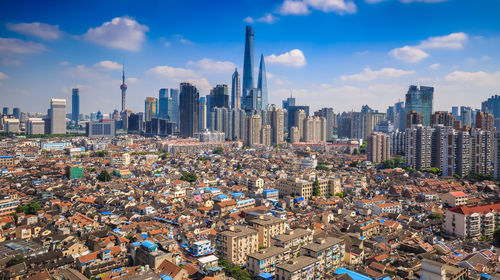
0 0 499 115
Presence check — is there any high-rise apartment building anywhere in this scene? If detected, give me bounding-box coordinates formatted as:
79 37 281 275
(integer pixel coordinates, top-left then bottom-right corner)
50 98 66 134
482 95 500 130
476 111 495 131
406 110 424 129
246 114 262 146
86 119 116 137
179 82 199 138
405 85 434 127
455 130 471 177
470 129 494 176
270 107 285 145
209 84 229 112
26 118 45 135
390 130 406 156
495 131 500 180
405 125 433 170
295 109 306 141
288 105 309 133
243 25 255 93
257 54 268 109
71 88 79 123
217 226 258 266
431 111 455 127
261 125 271 146
315 108 334 141
231 68 241 110
367 132 391 163
144 97 158 122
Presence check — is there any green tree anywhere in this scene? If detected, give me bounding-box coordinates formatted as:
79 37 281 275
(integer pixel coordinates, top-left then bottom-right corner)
17 201 42 215
393 157 405 167
382 160 394 169
429 212 444 223
161 152 170 160
315 165 329 171
312 176 321 197
213 147 224 154
97 170 111 182
180 172 198 183
235 163 242 170
494 227 500 244
6 255 25 267
335 192 345 198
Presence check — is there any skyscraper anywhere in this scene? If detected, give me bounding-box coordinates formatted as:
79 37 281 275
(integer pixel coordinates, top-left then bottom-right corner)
12 107 20 119
243 25 254 92
209 84 229 110
2 107 8 115
246 114 261 146
50 98 66 134
120 65 127 112
257 54 268 109
144 97 158 122
159 88 174 120
315 108 334 141
460 106 472 127
244 88 262 113
72 88 79 123
231 68 241 110
394 101 405 131
199 96 207 131
170 88 180 126
179 82 200 138
405 125 433 170
405 85 434 127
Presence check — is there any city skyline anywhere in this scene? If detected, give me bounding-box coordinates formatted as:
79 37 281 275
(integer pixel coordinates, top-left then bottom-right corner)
0 0 500 114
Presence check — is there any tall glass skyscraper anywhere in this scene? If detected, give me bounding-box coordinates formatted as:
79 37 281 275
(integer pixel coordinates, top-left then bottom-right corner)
170 88 180 126
72 88 79 123
243 25 254 93
144 97 158 122
179 82 199 138
257 54 268 109
158 88 173 120
404 85 434 127
231 68 241 110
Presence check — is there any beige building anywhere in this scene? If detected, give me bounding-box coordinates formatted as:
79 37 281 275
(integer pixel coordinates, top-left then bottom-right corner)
290 126 300 143
246 114 262 147
421 259 466 280
271 107 285 145
441 191 468 208
295 109 306 141
303 116 326 143
277 176 342 198
275 256 321 280
217 225 258 265
444 203 500 238
261 125 271 146
271 228 313 256
301 237 345 273
248 215 288 248
247 246 289 277
367 132 391 163
26 118 45 135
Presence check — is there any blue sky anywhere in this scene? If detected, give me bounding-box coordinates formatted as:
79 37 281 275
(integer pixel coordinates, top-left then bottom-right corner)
0 0 499 114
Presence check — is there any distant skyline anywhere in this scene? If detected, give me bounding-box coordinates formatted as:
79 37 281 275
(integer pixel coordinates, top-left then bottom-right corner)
0 0 499 114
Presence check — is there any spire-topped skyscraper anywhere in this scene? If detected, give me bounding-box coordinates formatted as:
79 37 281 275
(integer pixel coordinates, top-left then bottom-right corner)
257 54 268 109
231 68 241 110
243 25 254 93
120 64 127 112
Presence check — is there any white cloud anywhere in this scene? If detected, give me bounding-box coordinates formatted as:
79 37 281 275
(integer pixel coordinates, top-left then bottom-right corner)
187 58 236 72
244 17 255 23
65 65 105 80
340 67 415 81
266 49 306 67
400 0 447 3
429 63 440 70
0 72 8 79
148 65 200 80
389 46 429 63
445 70 500 87
367 0 447 3
174 35 192 45
245 13 279 24
94 60 122 71
7 22 62 40
279 0 356 15
418 32 468 49
83 16 148 51
126 77 139 83
279 0 310 15
0 38 47 54
164 42 171 47
306 0 356 14
389 32 468 63
60 61 69 66
1 58 22 67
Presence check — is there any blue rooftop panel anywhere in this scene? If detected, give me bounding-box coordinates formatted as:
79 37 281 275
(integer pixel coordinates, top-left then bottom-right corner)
142 240 157 248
